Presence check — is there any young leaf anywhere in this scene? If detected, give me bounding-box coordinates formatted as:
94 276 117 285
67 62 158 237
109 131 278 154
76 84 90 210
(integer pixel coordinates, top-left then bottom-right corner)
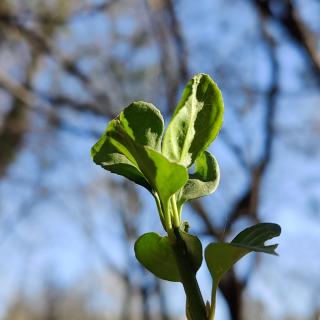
162 73 224 167
139 147 188 205
134 231 203 282
231 222 281 254
205 223 281 318
117 101 164 151
92 101 187 205
205 223 281 284
179 230 203 273
105 101 163 160
91 135 151 190
97 101 187 205
108 126 188 208
91 101 164 189
177 151 220 210
134 232 180 282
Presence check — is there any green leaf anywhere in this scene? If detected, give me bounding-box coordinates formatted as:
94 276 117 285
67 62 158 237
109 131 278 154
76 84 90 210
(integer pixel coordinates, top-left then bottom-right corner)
162 73 224 167
108 130 188 207
139 147 188 205
92 101 187 203
205 223 281 317
134 232 180 282
177 151 220 210
106 101 164 163
91 135 151 190
179 230 203 273
206 243 249 286
99 101 187 205
116 101 164 151
134 231 203 282
205 223 281 284
91 101 164 189
231 222 281 254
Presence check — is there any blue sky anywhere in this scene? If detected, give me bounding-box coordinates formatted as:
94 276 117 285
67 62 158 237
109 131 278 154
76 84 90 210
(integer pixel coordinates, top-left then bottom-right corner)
0 0 320 319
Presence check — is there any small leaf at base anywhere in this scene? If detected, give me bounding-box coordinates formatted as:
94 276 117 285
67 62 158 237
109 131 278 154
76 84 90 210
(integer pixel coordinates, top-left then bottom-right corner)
134 231 203 282
205 223 281 318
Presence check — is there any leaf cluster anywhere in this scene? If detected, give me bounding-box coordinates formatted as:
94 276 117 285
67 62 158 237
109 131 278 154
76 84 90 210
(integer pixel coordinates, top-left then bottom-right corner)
91 73 223 230
91 73 281 320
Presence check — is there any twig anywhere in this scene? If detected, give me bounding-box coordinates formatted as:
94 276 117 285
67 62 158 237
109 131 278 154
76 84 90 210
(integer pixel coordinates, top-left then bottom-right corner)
251 0 320 84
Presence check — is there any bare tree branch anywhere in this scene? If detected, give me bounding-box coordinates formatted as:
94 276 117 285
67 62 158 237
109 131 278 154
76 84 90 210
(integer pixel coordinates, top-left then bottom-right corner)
0 12 115 114
225 11 279 232
0 70 115 118
162 0 189 82
0 13 90 83
190 200 222 240
251 0 320 83
217 11 280 320
144 0 189 112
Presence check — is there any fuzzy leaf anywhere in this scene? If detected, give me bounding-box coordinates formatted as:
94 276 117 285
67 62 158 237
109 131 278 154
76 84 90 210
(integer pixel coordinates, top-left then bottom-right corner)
231 222 281 254
162 73 224 167
91 136 151 190
177 151 220 209
139 147 188 204
179 230 203 273
205 223 281 316
109 131 187 206
205 223 281 285
100 102 187 204
116 101 164 151
134 231 203 282
91 101 164 189
134 232 180 282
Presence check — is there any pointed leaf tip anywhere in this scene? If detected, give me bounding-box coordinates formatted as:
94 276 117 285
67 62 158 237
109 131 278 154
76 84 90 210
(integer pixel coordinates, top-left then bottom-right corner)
231 223 281 255
205 223 281 316
176 151 220 210
162 73 224 167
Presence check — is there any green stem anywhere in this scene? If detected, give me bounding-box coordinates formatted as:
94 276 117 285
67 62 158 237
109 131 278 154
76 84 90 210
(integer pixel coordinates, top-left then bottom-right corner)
153 193 166 230
169 227 207 320
164 201 172 230
209 284 218 320
170 195 180 227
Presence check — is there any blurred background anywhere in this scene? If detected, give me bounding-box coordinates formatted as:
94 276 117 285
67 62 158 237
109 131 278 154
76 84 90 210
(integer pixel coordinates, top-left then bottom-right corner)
0 0 319 319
